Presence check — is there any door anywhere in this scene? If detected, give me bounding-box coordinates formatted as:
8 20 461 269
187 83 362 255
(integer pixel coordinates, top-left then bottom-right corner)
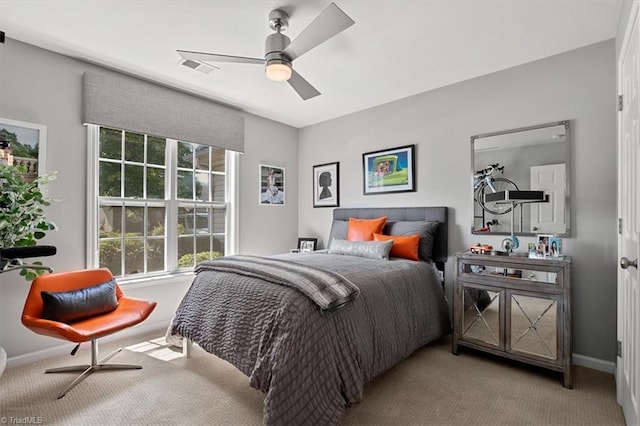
618 2 640 425
530 163 566 234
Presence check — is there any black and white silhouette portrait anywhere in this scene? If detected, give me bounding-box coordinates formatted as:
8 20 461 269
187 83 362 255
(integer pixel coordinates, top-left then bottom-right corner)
318 171 332 200
313 162 339 208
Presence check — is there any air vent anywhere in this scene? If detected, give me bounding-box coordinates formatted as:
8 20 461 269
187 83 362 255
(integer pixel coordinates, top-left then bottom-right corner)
178 58 218 75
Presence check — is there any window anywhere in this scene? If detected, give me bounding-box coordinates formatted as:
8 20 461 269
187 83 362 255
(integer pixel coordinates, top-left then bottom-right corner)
88 125 237 279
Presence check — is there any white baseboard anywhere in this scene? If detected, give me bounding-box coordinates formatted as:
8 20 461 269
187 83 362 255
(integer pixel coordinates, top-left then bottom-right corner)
573 352 616 374
6 320 168 370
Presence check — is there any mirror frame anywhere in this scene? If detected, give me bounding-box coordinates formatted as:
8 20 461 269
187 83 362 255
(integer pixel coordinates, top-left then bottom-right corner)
470 120 571 237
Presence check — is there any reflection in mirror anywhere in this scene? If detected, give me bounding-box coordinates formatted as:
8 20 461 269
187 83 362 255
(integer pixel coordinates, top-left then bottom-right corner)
510 294 557 359
463 288 501 347
467 265 558 284
472 121 570 237
520 270 557 284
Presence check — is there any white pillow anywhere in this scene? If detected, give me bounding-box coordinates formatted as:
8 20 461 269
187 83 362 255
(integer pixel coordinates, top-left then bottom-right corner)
328 239 393 260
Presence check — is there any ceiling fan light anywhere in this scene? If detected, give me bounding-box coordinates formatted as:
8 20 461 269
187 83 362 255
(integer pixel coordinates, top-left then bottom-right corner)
266 62 292 81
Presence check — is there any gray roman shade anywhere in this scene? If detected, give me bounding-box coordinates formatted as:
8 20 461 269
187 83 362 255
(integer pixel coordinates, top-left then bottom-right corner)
82 70 244 152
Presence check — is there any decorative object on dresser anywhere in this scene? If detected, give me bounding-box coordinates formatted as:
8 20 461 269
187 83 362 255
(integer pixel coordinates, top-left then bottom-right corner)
453 250 572 388
312 162 339 208
468 243 493 254
549 237 562 257
535 234 553 257
362 145 415 195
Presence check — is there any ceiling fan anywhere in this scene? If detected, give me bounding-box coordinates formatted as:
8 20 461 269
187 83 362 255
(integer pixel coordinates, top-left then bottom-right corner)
177 2 355 100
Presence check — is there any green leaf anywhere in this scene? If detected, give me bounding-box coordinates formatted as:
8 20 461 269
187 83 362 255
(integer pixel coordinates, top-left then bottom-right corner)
0 164 58 248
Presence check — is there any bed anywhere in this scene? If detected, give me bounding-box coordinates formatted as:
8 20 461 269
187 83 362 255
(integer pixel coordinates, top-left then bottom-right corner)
170 207 451 425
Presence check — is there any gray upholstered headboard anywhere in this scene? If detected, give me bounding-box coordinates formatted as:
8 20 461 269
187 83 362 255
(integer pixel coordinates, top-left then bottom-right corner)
329 207 449 268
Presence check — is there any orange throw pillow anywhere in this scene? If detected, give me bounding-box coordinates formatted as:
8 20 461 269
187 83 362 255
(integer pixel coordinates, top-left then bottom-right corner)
347 216 387 241
373 233 421 261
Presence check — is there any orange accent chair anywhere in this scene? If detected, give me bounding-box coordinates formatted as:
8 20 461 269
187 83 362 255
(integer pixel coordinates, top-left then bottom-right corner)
21 268 157 398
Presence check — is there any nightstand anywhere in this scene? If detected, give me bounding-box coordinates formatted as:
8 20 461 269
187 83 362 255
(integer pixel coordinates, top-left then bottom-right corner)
452 251 572 388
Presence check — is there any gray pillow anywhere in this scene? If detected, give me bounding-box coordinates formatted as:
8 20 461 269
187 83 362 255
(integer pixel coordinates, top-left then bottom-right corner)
328 239 393 260
327 220 348 247
383 220 439 261
41 279 119 324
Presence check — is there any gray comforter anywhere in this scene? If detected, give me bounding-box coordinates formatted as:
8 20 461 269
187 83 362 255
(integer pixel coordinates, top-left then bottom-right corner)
171 252 451 425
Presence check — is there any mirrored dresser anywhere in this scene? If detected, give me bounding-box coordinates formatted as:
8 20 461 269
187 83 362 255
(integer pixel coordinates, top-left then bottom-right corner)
452 251 572 388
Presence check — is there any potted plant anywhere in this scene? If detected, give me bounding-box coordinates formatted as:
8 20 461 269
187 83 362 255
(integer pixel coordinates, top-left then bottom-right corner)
0 163 57 280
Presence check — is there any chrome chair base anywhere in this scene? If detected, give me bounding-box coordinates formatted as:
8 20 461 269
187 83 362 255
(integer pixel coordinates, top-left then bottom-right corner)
45 341 142 399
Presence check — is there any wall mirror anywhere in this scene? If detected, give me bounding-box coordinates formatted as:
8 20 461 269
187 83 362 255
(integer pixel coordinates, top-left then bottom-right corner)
471 120 570 237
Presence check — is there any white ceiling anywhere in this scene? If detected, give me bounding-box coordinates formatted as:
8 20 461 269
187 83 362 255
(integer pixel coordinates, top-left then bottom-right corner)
0 0 623 129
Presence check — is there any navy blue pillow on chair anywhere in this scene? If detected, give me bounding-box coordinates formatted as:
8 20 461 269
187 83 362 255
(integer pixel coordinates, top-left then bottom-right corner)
41 279 119 324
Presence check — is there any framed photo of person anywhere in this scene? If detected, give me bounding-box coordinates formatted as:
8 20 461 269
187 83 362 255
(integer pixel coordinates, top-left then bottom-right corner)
259 164 285 205
313 162 339 208
536 234 553 257
297 237 318 252
549 237 562 257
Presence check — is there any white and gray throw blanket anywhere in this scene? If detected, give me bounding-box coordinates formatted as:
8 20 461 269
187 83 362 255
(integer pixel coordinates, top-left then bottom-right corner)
172 252 450 425
195 255 360 311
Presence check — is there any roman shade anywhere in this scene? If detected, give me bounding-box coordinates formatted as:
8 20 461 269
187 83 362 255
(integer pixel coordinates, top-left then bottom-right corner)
82 70 244 152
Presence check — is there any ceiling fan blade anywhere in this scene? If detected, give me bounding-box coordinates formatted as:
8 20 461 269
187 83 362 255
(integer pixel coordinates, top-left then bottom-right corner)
177 49 264 65
288 69 321 100
281 2 354 61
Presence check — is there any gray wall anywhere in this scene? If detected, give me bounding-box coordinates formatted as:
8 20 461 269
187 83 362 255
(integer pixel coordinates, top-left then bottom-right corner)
616 1 636 59
298 40 617 363
0 39 298 359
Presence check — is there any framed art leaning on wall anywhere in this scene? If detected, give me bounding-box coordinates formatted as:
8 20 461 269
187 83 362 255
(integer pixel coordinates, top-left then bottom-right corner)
313 162 339 208
362 144 415 195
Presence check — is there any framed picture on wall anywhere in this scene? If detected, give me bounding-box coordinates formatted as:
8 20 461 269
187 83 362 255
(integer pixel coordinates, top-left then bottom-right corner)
259 164 285 205
0 117 47 180
362 144 415 195
312 162 339 208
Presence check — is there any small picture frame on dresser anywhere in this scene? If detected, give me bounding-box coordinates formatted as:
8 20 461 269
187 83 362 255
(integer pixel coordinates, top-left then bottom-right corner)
550 237 562 257
536 234 553 257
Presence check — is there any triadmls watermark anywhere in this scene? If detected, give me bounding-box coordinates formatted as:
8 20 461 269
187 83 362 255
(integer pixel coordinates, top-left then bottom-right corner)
0 417 44 425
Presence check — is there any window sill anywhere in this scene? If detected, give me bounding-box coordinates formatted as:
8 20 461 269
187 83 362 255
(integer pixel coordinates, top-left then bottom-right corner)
116 271 195 289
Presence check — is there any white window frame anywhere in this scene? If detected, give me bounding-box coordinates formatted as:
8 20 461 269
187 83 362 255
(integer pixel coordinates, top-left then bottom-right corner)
86 124 238 284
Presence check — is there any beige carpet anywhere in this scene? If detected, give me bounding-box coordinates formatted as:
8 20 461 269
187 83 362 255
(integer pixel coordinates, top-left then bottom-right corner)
0 329 624 425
